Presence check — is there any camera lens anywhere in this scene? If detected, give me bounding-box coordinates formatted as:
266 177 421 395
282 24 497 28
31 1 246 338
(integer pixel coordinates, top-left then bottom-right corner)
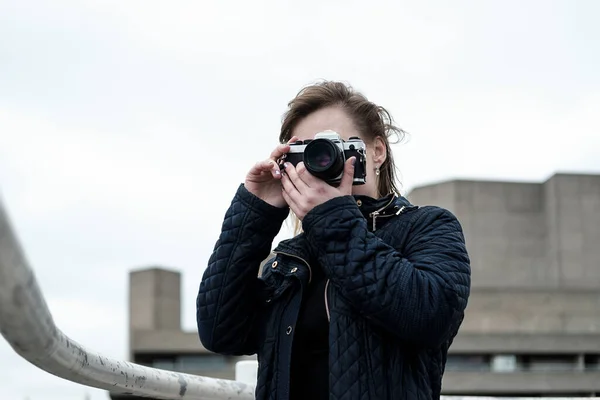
304 139 344 180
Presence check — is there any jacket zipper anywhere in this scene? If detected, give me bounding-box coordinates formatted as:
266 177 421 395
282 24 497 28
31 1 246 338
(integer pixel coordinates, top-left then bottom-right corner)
324 279 331 322
369 195 400 231
277 250 330 322
273 251 312 283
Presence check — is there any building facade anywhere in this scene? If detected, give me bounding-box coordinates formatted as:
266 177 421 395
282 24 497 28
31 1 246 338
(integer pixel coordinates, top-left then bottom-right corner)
110 172 600 398
409 172 600 396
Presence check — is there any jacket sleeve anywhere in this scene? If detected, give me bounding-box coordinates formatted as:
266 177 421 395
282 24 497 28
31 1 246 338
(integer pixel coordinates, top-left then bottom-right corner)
302 196 471 349
196 184 289 355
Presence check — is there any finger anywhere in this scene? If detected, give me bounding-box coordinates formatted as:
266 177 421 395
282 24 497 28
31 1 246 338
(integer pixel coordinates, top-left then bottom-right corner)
268 136 299 163
283 162 310 193
295 162 320 187
250 159 282 178
269 159 282 178
281 185 295 208
269 142 292 161
281 185 303 220
339 157 356 191
280 171 301 199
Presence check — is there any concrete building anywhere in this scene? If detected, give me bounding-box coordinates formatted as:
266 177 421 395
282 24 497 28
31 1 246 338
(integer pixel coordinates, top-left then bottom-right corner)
110 172 600 399
409 172 600 396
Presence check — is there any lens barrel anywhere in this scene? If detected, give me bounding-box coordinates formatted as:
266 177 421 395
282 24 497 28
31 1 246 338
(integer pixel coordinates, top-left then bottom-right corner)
304 139 344 180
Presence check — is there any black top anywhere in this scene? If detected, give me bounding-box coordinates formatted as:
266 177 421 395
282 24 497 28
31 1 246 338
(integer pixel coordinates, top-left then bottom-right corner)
289 261 329 400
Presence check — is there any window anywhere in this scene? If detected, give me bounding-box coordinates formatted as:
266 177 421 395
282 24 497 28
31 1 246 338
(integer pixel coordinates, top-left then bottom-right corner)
445 352 600 373
136 353 231 373
491 355 517 372
518 354 579 372
584 354 600 371
445 355 491 372
152 358 175 371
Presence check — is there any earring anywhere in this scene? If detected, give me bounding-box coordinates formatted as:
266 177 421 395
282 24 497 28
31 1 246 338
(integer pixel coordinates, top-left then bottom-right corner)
375 166 380 176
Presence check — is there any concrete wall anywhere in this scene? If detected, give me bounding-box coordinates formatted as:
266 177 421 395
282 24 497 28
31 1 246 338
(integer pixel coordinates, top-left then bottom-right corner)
442 371 600 395
407 173 600 291
129 268 182 360
449 332 600 354
460 289 600 335
544 174 600 289
129 268 181 332
407 173 600 357
131 330 212 354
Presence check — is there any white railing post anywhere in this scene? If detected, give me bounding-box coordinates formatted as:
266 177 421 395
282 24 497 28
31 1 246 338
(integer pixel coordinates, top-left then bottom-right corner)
0 197 255 400
235 360 258 386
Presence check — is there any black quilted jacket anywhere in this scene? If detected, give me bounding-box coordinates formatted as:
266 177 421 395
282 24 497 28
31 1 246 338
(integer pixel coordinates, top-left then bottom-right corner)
197 184 471 400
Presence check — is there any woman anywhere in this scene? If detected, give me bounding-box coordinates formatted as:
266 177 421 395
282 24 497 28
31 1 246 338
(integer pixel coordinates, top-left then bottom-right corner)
197 81 471 400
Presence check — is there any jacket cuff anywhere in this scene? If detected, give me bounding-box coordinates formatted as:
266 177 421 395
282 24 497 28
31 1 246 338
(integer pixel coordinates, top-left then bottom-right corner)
302 195 360 234
235 183 290 221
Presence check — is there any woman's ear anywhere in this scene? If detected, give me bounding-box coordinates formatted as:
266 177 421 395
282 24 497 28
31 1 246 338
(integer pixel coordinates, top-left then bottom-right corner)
372 136 387 166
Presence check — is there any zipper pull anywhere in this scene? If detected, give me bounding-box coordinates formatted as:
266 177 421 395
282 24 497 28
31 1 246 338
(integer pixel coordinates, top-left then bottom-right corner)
371 211 379 231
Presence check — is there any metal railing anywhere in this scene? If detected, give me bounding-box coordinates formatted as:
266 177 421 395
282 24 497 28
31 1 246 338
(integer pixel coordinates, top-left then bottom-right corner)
0 195 597 400
0 198 254 400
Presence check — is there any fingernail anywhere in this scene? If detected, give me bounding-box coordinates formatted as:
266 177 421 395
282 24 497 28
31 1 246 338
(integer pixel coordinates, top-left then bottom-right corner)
351 157 356 165
284 162 289 168
275 170 280 175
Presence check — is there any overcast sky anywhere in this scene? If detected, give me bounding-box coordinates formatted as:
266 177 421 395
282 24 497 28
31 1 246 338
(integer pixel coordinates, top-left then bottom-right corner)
1 0 599 399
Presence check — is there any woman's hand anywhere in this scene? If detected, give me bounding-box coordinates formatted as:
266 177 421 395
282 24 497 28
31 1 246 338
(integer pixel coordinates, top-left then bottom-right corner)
244 137 298 208
281 157 356 220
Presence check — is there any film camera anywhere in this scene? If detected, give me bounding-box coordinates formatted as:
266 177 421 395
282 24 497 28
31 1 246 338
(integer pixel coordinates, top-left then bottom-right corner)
279 130 367 186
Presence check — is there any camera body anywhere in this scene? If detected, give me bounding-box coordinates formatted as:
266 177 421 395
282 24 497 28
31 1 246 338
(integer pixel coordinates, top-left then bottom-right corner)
279 130 367 186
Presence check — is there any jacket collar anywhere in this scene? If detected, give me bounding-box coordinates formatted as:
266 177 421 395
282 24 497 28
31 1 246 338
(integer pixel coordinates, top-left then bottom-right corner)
353 192 414 232
354 192 397 218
